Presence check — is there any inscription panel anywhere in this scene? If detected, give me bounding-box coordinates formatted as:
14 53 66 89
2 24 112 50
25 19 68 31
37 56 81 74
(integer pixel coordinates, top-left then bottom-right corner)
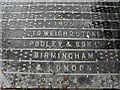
1 1 120 89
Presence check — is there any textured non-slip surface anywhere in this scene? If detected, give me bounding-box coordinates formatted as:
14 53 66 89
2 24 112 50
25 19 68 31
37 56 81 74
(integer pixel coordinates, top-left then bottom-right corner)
0 1 120 89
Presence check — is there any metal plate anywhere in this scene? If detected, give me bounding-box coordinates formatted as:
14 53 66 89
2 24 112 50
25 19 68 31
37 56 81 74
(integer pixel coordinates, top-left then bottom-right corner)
0 0 120 89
